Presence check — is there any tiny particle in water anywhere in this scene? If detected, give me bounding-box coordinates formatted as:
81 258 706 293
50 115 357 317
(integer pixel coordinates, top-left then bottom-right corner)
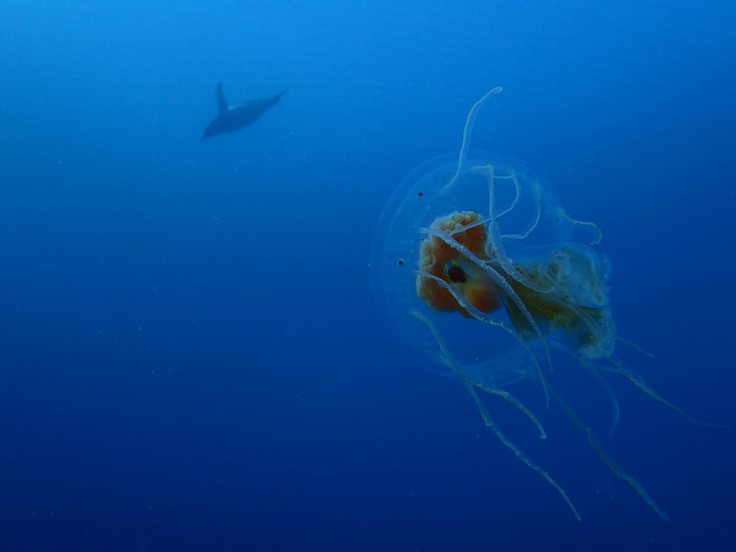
397 259 405 266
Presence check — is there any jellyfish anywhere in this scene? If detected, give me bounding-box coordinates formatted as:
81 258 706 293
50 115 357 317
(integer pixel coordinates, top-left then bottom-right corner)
371 87 697 521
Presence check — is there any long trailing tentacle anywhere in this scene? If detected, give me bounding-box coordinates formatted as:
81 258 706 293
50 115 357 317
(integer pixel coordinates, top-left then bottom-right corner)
416 268 550 408
412 309 546 438
590 365 621 435
549 387 669 521
501 181 543 241
446 172 519 238
448 168 539 244
480 164 555 294
476 386 547 440
466 384 580 521
549 342 621 434
558 207 603 246
607 358 727 428
411 310 580 521
609 339 724 427
444 86 504 193
495 172 521 218
616 337 655 358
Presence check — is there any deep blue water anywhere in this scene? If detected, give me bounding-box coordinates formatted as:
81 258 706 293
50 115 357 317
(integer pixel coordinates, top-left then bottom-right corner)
0 1 734 550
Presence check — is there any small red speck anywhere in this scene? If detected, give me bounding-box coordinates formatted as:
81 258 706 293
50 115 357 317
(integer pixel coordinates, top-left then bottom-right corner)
397 259 405 266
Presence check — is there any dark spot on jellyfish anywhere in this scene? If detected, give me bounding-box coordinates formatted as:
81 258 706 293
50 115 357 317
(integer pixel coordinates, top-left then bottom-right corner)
397 258 405 266
446 263 467 283
417 191 424 197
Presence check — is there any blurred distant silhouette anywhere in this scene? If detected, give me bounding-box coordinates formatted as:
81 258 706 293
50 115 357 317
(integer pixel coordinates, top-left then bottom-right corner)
201 82 286 140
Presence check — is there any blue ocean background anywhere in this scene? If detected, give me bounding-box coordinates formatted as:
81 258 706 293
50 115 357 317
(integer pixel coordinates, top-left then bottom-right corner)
1 1 734 550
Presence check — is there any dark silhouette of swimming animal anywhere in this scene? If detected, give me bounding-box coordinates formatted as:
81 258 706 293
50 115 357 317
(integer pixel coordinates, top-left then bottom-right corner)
201 82 286 140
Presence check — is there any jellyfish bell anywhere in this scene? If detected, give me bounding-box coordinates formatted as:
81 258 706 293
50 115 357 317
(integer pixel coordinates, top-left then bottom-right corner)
372 149 610 378
370 87 690 521
374 157 487 380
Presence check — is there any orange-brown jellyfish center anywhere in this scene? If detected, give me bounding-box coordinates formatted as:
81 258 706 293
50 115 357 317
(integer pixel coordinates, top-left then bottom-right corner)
417 211 502 316
417 208 617 360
